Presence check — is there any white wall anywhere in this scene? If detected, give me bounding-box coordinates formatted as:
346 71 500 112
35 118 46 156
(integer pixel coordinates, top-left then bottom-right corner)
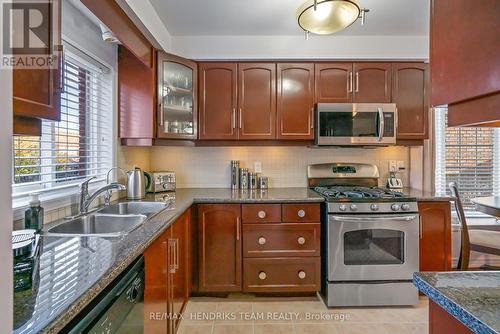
150 146 410 188
171 35 429 60
0 25 14 334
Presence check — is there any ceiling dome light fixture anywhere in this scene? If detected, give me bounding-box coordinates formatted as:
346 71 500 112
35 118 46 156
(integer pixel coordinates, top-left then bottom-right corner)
297 0 369 36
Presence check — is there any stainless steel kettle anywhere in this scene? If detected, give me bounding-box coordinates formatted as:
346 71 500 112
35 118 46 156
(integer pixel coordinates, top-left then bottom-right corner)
126 167 151 200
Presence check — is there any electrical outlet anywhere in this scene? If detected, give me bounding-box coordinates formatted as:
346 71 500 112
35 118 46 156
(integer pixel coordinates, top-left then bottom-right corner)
397 160 405 171
254 161 262 173
388 160 398 173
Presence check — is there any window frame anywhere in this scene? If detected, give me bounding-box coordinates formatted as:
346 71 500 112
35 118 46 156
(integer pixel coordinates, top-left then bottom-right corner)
434 107 500 216
12 39 117 216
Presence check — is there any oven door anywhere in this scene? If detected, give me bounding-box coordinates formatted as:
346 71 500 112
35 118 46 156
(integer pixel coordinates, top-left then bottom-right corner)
327 214 419 282
316 103 396 145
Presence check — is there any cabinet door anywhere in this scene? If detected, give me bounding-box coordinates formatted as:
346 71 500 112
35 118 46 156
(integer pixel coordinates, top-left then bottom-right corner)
198 204 242 291
157 52 198 139
315 63 353 103
353 63 392 103
199 63 238 140
144 227 171 334
238 63 276 140
118 46 155 141
13 0 61 122
418 201 452 271
393 63 429 140
171 210 190 332
277 63 315 140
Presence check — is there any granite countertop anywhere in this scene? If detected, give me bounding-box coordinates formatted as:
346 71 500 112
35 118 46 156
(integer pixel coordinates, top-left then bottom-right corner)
413 271 500 334
402 188 453 202
14 187 323 334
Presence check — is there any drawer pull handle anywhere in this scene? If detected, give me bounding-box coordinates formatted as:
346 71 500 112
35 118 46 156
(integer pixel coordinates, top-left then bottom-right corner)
258 237 266 245
258 271 267 280
258 210 266 219
297 209 306 218
297 237 306 245
298 271 306 279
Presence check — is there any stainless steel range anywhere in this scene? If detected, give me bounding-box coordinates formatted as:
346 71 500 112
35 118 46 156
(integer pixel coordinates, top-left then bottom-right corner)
308 163 419 307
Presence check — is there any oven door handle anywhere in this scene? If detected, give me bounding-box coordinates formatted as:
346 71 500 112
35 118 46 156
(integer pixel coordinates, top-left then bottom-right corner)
377 107 384 141
330 215 417 222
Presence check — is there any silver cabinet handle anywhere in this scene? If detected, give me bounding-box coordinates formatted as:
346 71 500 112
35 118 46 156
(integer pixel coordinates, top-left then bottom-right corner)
348 72 353 93
419 216 423 239
159 104 164 126
258 236 266 245
258 271 267 280
298 270 306 279
297 209 306 218
175 239 179 270
236 217 240 241
310 108 314 129
377 107 384 142
355 72 359 92
162 241 168 275
232 108 236 129
258 210 266 219
297 237 306 245
239 108 242 129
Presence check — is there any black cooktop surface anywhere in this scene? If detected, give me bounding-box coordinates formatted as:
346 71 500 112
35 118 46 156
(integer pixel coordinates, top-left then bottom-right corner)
313 186 413 202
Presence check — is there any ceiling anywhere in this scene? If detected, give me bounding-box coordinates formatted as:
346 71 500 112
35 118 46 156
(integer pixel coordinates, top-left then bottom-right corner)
149 0 429 37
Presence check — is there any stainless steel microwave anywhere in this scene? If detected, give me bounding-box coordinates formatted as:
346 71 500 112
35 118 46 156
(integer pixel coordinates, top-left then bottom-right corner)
315 103 397 146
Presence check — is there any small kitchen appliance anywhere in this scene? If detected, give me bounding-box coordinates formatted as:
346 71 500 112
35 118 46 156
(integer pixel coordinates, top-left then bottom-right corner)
309 163 419 307
386 171 403 189
315 103 397 146
127 167 151 200
145 171 176 193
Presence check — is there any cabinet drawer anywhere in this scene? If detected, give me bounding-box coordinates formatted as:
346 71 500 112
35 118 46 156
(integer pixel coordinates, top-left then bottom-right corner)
243 257 320 292
282 203 320 222
242 204 281 223
243 223 320 258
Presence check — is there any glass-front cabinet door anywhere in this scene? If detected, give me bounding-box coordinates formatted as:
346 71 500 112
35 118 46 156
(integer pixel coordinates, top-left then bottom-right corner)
157 52 197 139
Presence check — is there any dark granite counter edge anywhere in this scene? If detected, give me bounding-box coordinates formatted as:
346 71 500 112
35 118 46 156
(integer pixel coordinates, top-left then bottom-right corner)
413 273 496 334
40 191 324 333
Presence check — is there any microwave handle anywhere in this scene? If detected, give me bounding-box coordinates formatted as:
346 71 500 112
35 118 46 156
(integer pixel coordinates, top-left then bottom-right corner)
377 107 385 141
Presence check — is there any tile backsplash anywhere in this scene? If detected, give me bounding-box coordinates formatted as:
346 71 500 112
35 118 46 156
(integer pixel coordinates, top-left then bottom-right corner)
150 146 411 188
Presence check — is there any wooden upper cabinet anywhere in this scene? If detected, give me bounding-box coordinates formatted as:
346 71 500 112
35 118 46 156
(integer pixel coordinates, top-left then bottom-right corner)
157 52 198 140
199 63 238 140
430 0 500 126
418 201 452 271
353 63 392 103
315 63 353 103
13 0 61 126
198 204 242 292
393 63 429 140
277 63 315 140
118 46 155 143
238 63 276 139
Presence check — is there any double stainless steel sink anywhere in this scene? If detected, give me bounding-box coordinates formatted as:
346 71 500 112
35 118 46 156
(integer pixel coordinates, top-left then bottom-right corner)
46 201 169 237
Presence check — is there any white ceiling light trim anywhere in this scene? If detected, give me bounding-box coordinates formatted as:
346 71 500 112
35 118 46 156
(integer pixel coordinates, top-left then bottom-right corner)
297 0 369 36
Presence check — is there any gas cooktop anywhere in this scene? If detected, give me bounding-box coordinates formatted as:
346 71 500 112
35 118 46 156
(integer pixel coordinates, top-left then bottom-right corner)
313 186 414 202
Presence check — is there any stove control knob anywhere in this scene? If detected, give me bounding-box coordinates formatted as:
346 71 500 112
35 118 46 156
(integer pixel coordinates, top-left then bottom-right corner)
401 204 410 211
370 204 379 211
391 204 400 211
339 204 347 212
350 204 358 211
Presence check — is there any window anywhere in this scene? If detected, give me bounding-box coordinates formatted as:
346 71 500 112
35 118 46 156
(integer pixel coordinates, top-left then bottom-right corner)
12 46 114 198
435 107 500 214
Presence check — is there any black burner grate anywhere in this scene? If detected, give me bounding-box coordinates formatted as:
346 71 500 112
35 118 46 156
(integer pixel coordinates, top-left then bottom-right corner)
314 186 405 200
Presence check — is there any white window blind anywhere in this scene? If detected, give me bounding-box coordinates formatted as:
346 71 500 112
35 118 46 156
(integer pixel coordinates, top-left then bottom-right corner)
12 47 113 197
435 107 500 213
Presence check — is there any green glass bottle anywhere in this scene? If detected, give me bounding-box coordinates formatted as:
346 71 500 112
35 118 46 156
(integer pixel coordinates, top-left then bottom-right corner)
24 193 44 232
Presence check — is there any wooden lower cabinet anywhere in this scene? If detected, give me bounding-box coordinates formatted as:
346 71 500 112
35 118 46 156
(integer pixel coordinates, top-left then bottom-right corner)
418 201 452 271
198 204 242 292
144 210 190 334
243 257 320 292
429 300 473 334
